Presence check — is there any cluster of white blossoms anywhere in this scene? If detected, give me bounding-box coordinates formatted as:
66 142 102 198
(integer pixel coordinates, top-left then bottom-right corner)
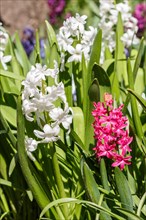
57 13 97 70
98 0 139 63
22 61 73 160
0 23 11 70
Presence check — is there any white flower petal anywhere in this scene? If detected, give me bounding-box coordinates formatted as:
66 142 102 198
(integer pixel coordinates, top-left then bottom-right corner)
2 55 12 63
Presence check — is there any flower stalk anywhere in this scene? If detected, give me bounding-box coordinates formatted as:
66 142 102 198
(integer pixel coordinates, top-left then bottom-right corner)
51 143 69 219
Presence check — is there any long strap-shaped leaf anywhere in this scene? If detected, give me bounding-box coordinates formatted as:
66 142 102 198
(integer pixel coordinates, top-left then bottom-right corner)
127 59 144 140
114 167 134 217
84 30 102 151
133 37 144 80
127 89 146 111
17 96 50 218
71 107 85 145
81 160 112 220
0 111 17 152
39 198 125 220
100 159 110 192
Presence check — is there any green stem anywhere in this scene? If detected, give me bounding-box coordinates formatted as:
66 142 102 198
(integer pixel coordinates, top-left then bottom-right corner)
51 143 68 220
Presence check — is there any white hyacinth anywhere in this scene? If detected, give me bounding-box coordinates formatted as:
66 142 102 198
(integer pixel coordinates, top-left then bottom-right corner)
57 13 97 69
22 61 73 160
98 0 139 63
0 23 12 70
25 138 38 161
34 124 60 143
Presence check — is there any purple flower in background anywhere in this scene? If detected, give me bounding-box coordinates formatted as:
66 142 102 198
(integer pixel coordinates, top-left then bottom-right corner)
23 27 34 40
133 2 146 37
21 27 45 59
21 27 35 56
47 0 66 24
40 38 45 59
124 48 130 58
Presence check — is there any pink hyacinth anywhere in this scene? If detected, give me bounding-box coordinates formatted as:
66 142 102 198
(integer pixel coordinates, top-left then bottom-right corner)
92 93 133 170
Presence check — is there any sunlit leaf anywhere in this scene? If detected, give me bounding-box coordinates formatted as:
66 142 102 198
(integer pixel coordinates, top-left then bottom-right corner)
8 153 18 177
71 107 85 144
0 105 16 127
45 20 58 47
14 32 30 75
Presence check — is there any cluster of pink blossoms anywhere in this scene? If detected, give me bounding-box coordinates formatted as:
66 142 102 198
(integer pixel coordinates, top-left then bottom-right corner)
92 93 133 170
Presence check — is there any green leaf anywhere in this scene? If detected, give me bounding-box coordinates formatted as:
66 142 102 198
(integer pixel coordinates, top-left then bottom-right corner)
45 20 58 47
72 62 83 107
82 161 100 204
82 54 88 120
113 12 126 100
71 107 85 144
39 198 124 220
86 30 102 91
100 159 110 192
0 76 20 95
8 153 18 177
10 55 23 77
127 168 137 195
133 37 144 80
88 78 100 102
92 63 111 101
0 212 10 220
26 190 34 202
102 59 114 73
88 29 102 72
48 43 59 68
110 71 121 102
83 30 102 151
17 96 51 218
35 29 41 62
127 89 146 111
0 178 13 187
115 12 126 83
81 161 112 220
137 192 146 216
0 111 17 150
134 68 145 95
14 32 30 75
70 130 88 157
0 155 7 180
0 105 16 127
127 59 144 139
135 135 146 155
60 62 73 106
116 208 142 220
104 47 113 60
114 167 134 214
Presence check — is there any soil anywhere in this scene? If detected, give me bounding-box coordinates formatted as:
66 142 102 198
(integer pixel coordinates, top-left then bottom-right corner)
0 0 49 36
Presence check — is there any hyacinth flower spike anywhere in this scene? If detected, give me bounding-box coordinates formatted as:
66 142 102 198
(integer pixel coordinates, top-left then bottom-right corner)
92 93 133 170
21 61 73 160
